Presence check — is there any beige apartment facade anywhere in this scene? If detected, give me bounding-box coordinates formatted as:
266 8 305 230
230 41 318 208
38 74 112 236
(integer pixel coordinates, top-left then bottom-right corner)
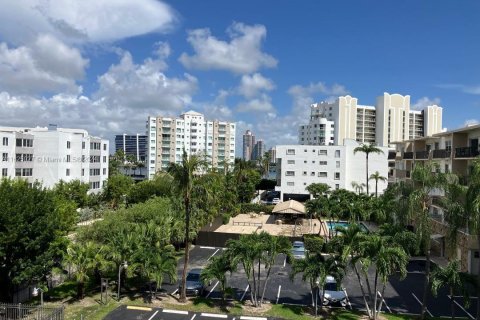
146 111 236 179
393 124 480 273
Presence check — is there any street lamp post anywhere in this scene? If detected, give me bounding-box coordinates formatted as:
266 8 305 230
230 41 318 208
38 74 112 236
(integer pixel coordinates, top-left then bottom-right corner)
315 280 319 317
32 287 44 305
117 261 128 301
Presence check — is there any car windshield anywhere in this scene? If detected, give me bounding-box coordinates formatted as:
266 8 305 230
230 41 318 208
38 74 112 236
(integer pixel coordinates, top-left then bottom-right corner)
186 273 200 281
293 247 305 253
324 282 337 291
293 242 304 249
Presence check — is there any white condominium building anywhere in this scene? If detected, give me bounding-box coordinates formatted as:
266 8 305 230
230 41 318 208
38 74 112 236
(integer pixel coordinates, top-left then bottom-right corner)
275 140 389 201
147 111 236 178
0 126 109 192
299 93 443 148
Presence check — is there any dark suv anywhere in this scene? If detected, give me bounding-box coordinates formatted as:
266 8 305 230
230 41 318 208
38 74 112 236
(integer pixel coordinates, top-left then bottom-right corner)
180 268 206 296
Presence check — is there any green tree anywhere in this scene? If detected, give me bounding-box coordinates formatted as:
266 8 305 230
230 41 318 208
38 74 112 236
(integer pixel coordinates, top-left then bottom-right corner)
0 179 76 301
201 254 237 304
305 183 331 237
431 260 473 320
369 171 387 197
237 169 261 203
103 174 134 208
53 180 90 208
168 150 208 302
127 172 173 204
109 149 126 176
354 143 384 196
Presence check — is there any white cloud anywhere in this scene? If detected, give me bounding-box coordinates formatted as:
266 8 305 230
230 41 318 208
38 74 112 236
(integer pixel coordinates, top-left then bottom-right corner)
464 119 479 127
237 94 274 113
0 0 177 45
237 73 275 98
411 96 441 110
0 34 88 94
179 22 277 74
436 83 480 95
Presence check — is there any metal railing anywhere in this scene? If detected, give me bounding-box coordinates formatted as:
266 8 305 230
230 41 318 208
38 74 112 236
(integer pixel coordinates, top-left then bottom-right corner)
415 150 430 160
455 147 480 158
432 149 451 159
403 152 413 159
0 303 64 320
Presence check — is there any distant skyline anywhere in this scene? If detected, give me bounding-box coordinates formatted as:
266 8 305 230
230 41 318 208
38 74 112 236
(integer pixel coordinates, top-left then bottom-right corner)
0 0 479 156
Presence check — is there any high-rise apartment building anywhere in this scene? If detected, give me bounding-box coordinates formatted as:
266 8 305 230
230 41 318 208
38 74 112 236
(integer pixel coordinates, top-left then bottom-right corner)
252 139 265 161
115 134 147 162
242 130 255 160
299 93 443 148
268 147 276 162
0 126 109 192
146 111 236 178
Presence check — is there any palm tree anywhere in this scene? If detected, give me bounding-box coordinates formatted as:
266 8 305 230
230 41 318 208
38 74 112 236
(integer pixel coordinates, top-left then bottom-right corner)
409 162 448 319
369 171 387 197
351 181 365 195
201 254 237 304
258 152 271 178
354 144 384 196
65 242 103 299
431 260 473 320
168 149 207 302
305 183 331 236
466 159 480 318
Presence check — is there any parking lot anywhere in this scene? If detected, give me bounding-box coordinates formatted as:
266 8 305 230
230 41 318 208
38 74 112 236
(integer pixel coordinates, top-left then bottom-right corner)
161 246 477 319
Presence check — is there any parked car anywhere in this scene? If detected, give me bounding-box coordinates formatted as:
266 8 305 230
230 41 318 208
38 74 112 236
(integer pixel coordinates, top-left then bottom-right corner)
289 241 306 261
179 268 206 296
272 198 281 204
320 275 347 307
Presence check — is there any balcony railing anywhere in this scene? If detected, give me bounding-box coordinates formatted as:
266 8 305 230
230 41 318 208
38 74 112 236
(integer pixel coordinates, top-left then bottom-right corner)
415 151 430 160
455 147 480 158
403 152 414 159
432 149 451 159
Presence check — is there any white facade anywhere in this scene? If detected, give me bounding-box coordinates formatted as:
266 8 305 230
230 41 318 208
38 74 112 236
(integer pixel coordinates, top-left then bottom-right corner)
275 140 389 199
147 111 236 178
0 126 109 192
299 93 443 148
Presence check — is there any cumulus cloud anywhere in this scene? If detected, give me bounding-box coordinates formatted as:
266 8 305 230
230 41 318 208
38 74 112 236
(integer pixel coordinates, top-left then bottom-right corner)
237 94 274 113
464 119 479 127
0 0 177 45
0 34 88 94
179 22 277 74
411 96 441 110
237 73 275 98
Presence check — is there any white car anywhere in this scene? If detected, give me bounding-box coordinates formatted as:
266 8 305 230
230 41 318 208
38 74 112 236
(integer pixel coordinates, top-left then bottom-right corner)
320 276 347 307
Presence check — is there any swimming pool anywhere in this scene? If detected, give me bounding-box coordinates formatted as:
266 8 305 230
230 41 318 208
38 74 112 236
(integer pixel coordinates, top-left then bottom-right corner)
326 221 369 232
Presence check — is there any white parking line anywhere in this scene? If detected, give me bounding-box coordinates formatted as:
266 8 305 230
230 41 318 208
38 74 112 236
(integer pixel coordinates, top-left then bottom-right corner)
448 296 475 320
241 317 267 320
171 288 178 295
377 291 392 313
411 293 433 318
190 314 197 320
240 284 249 301
343 288 352 309
276 285 282 304
200 246 216 250
200 313 228 318
283 256 287 267
147 310 159 320
163 309 189 315
452 295 478 299
208 249 220 260
206 281 219 298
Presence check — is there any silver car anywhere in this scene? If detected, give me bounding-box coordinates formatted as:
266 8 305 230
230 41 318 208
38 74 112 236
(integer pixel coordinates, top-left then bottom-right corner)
320 276 347 307
291 241 306 260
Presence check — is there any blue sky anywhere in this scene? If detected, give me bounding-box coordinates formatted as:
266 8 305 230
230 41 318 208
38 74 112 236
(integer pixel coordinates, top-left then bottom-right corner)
0 0 479 155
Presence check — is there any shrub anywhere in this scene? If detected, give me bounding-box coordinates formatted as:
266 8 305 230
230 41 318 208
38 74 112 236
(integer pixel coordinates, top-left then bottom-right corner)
304 234 324 254
239 203 274 214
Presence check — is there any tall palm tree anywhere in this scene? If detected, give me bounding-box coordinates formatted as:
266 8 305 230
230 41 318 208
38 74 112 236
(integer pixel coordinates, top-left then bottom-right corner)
466 159 480 318
431 260 472 320
258 152 271 178
305 183 331 236
409 162 448 319
354 144 384 196
369 171 387 197
351 181 365 195
201 254 237 304
168 149 207 302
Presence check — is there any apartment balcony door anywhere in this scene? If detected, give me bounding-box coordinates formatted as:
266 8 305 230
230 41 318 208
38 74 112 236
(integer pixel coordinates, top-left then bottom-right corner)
471 138 479 150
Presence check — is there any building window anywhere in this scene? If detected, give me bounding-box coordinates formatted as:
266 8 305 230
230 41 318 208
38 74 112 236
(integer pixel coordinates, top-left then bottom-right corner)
335 172 340 180
319 161 327 165
2 137 8 146
66 169 70 176
335 150 340 158
67 141 71 149
15 168 21 176
285 171 295 176
287 160 295 164
2 168 7 176
335 184 340 190
319 150 327 156
2 153 7 162
318 172 327 178
103 144 107 151
286 149 295 155
103 168 107 175
16 139 22 147
66 155 71 162
287 182 294 186
82 141 85 149
336 161 340 168
302 171 307 176
103 156 107 163
310 172 315 176
82 169 85 176
22 168 32 176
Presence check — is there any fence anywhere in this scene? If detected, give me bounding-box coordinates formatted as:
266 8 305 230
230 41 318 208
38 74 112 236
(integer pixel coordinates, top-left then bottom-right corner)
0 303 64 320
232 221 263 227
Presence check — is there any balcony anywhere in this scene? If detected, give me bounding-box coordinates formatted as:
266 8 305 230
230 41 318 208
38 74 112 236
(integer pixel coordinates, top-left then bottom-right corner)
455 147 480 158
432 149 451 159
403 152 413 159
415 151 430 160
